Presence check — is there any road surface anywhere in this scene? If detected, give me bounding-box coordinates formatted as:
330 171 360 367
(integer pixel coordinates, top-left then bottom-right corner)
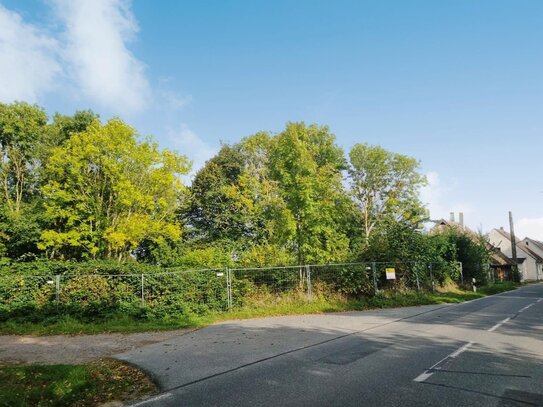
116 283 543 406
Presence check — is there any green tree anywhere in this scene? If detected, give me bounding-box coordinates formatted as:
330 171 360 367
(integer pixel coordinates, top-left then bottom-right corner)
0 102 48 213
0 102 49 259
183 144 249 243
40 118 190 260
269 122 350 264
348 143 426 248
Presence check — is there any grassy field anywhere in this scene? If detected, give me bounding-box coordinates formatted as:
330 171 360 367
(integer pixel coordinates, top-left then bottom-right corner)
0 282 518 336
0 359 156 407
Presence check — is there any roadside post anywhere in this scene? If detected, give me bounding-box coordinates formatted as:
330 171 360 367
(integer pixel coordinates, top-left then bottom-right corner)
429 263 435 293
141 274 145 307
371 263 378 294
414 262 421 292
55 275 60 305
305 265 312 303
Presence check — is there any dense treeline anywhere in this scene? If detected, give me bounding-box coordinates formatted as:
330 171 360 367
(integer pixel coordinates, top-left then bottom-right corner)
0 102 490 277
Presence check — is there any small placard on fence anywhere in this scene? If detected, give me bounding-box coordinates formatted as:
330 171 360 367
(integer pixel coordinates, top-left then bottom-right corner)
386 267 396 280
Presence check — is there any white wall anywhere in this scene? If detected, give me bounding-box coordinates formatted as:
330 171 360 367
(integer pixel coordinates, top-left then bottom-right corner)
488 229 541 281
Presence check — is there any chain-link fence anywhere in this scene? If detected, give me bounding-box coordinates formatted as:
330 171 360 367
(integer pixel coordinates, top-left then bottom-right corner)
0 261 470 320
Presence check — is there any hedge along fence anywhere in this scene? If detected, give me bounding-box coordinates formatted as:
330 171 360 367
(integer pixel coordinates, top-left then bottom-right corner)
0 261 465 322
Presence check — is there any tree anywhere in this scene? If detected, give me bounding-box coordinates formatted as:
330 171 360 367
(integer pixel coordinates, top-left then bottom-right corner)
269 122 350 264
183 144 249 243
0 102 49 259
39 118 190 260
348 143 426 248
0 102 48 213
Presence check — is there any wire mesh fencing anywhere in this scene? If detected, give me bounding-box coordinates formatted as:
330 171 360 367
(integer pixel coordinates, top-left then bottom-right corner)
0 261 467 320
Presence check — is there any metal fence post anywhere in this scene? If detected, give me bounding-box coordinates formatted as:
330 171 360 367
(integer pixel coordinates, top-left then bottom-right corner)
429 263 435 293
226 267 233 311
414 262 420 292
371 262 378 295
55 275 60 305
141 274 145 307
305 265 312 303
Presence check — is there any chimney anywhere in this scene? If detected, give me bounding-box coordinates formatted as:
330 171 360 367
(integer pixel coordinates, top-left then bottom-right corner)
459 212 464 229
449 212 455 222
500 226 504 231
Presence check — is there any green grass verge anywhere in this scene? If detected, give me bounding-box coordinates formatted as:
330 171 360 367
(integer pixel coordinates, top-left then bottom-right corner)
0 358 157 407
0 282 519 336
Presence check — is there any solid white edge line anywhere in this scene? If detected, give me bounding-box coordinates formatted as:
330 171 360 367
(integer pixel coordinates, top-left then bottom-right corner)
129 392 173 406
413 341 474 383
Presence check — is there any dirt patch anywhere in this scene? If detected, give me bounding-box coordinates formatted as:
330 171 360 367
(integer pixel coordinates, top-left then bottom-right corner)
0 329 196 365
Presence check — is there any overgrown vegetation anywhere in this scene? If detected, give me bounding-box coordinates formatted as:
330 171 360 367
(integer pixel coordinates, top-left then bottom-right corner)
0 102 496 327
0 358 157 406
0 282 518 335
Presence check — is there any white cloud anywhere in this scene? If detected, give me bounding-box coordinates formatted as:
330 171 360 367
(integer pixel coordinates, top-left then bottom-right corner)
168 124 216 180
515 217 543 241
0 5 61 103
420 171 474 223
0 2 190 116
53 0 150 113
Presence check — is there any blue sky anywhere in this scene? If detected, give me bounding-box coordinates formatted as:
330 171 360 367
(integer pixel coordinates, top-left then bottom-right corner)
1 0 542 237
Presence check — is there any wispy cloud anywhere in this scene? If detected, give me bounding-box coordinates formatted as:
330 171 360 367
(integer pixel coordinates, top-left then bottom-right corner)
168 124 216 180
0 5 61 103
53 0 150 114
160 91 193 110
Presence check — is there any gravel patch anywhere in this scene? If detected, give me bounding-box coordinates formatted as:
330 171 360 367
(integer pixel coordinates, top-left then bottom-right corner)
0 329 196 365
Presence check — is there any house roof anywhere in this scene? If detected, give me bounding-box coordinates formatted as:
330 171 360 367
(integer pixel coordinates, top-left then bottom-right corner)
518 241 543 263
493 227 520 243
492 228 543 263
431 220 516 266
490 247 517 266
524 237 543 253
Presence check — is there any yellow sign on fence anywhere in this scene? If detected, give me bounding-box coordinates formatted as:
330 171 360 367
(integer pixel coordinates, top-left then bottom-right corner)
386 267 396 280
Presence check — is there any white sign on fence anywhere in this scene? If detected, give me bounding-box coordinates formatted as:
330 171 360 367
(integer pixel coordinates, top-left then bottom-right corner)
386 267 396 280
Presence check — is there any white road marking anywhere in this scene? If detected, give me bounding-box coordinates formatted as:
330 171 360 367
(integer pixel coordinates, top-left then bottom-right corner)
488 317 511 332
518 303 535 313
414 342 474 383
129 392 173 406
414 371 434 382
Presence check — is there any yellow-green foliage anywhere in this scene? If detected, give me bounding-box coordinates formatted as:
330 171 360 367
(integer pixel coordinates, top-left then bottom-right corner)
39 119 190 260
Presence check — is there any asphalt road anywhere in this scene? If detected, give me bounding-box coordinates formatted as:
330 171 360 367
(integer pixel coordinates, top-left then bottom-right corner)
116 283 543 406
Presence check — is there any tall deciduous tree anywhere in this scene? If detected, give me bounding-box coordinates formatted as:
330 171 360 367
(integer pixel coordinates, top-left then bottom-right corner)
183 144 248 243
0 102 47 213
348 143 426 247
40 118 190 260
269 122 350 264
0 102 49 259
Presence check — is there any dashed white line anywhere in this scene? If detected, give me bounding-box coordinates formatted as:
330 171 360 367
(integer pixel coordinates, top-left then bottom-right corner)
488 317 510 332
414 341 474 383
518 303 535 313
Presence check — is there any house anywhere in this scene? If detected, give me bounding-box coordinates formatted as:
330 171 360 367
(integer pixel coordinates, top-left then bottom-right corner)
431 213 516 280
488 227 543 281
